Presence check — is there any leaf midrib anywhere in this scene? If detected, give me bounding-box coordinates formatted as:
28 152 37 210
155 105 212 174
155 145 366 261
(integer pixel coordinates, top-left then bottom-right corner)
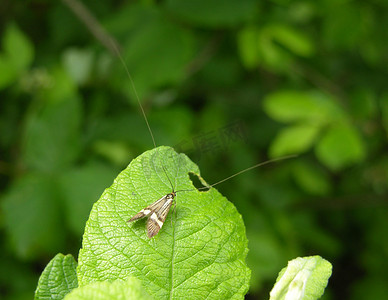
168 151 181 300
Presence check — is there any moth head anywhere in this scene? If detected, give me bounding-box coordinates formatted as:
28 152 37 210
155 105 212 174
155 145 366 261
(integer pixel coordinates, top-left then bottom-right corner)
168 192 176 199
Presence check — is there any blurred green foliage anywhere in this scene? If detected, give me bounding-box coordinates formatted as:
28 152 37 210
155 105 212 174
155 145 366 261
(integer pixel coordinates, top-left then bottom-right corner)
0 0 388 299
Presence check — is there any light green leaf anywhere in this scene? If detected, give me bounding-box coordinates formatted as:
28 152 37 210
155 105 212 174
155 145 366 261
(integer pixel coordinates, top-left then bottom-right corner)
269 124 320 157
250 24 313 71
0 54 18 89
62 48 94 85
77 146 250 299
237 26 260 69
65 277 151 300
263 90 342 125
270 25 314 57
35 253 78 300
256 29 292 71
41 66 78 102
165 0 257 28
1 174 65 259
315 123 365 171
3 23 34 72
269 256 332 300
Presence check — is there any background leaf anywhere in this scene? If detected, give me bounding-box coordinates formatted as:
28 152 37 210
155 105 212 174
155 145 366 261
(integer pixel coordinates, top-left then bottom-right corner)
269 124 320 157
22 95 82 172
59 163 117 236
1 174 65 260
3 23 34 73
165 0 257 27
77 146 250 299
263 90 337 125
268 24 314 57
292 160 332 196
316 123 366 171
35 253 78 300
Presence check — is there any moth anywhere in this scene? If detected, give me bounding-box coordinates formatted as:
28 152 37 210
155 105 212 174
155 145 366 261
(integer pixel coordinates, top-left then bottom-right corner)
128 191 176 238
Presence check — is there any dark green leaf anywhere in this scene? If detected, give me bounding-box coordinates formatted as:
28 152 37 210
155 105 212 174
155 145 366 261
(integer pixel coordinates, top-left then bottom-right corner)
165 0 257 27
121 15 195 98
22 94 82 172
1 174 65 259
59 163 117 236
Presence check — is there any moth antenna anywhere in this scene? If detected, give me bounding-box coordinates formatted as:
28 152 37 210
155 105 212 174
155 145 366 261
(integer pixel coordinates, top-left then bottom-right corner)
175 154 298 193
110 40 156 149
110 39 175 192
162 163 175 192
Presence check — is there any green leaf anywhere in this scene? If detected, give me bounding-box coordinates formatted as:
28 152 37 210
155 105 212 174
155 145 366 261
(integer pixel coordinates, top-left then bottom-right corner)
65 277 151 300
35 253 78 300
3 23 34 73
77 146 250 299
269 256 332 300
270 24 314 57
41 66 78 102
0 24 34 89
269 124 320 157
256 28 292 71
246 228 291 292
315 123 365 171
263 90 341 125
292 161 331 196
0 53 18 89
165 0 257 28
62 48 94 85
1 174 65 259
59 163 117 236
237 26 260 69
121 14 195 98
322 3 363 50
22 95 82 172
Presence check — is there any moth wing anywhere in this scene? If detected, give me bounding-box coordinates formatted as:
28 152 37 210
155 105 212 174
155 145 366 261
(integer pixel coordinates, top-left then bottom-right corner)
146 198 173 238
128 195 168 222
158 199 174 224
